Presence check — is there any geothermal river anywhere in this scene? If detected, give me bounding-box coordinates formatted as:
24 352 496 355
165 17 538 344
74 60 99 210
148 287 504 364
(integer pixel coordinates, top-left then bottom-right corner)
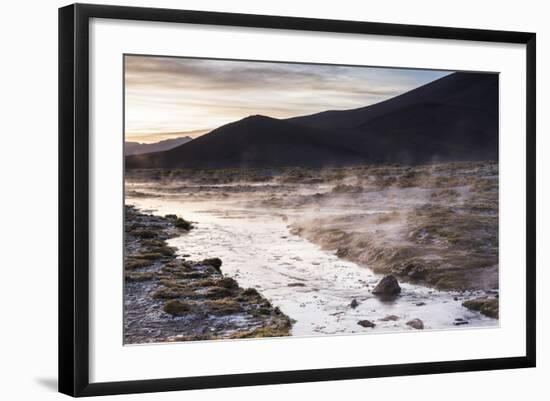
129 196 497 335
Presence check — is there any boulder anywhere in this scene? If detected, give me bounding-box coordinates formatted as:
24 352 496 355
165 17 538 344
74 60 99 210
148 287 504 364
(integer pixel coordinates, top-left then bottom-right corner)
406 318 424 330
350 299 359 308
357 320 376 328
372 275 401 296
380 314 399 321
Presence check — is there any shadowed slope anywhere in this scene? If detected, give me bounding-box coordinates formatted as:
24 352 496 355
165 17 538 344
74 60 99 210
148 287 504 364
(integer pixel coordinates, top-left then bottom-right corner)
126 115 367 169
288 72 498 164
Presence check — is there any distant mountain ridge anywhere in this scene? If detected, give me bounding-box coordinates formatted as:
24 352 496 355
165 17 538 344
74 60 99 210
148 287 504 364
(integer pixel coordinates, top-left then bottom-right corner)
126 72 498 169
125 136 193 155
126 115 366 168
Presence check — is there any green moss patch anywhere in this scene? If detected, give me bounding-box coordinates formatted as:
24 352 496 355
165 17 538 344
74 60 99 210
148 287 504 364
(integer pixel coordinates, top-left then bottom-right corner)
462 297 499 319
163 299 193 316
125 271 156 282
124 257 151 271
199 257 223 270
175 218 193 230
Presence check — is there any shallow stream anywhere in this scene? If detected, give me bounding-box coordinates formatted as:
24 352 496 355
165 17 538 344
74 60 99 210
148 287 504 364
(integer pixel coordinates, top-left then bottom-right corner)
129 195 497 336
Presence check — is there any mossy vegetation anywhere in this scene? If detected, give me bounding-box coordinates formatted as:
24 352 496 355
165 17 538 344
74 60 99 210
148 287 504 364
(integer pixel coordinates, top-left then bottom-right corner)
249 307 273 317
218 277 239 289
152 287 195 300
229 325 291 339
174 218 193 230
125 271 156 282
206 298 243 315
286 161 499 291
162 298 244 316
203 286 234 299
462 297 499 318
138 252 167 260
242 288 260 297
430 188 460 200
124 257 152 271
124 205 194 276
199 258 223 270
163 299 192 315
132 229 158 239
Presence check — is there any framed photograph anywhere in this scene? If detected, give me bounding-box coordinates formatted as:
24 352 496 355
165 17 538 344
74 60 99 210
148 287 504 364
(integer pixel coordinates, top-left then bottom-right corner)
58 3 536 397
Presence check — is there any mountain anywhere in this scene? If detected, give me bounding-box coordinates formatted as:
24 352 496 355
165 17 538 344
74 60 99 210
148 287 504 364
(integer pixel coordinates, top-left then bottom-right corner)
126 115 366 168
287 72 498 164
124 136 193 156
126 71 498 169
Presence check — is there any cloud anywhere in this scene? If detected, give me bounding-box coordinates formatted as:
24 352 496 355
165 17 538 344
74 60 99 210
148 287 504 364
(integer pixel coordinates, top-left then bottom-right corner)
125 56 417 97
124 55 449 140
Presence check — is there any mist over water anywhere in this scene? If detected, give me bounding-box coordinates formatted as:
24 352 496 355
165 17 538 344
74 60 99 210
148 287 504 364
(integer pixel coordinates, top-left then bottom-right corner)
126 162 499 336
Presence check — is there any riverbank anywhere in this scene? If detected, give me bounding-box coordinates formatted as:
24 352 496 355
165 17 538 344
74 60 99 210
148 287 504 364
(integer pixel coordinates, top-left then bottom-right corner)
124 205 292 344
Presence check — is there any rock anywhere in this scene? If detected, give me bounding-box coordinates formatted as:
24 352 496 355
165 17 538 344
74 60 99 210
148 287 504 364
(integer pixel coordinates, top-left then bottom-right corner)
357 320 376 328
287 282 306 287
350 299 359 308
336 248 349 257
415 302 426 306
372 275 401 296
406 318 424 330
453 321 469 326
380 314 399 321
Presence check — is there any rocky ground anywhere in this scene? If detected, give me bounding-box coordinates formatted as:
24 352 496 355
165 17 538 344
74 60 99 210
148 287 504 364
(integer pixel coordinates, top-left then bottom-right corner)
124 205 292 344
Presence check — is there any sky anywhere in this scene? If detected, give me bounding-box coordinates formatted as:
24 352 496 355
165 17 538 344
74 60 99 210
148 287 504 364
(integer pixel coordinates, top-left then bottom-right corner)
124 55 449 143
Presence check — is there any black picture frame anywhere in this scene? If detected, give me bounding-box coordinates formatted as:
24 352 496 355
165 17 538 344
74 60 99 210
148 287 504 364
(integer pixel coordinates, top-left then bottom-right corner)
59 3 536 397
